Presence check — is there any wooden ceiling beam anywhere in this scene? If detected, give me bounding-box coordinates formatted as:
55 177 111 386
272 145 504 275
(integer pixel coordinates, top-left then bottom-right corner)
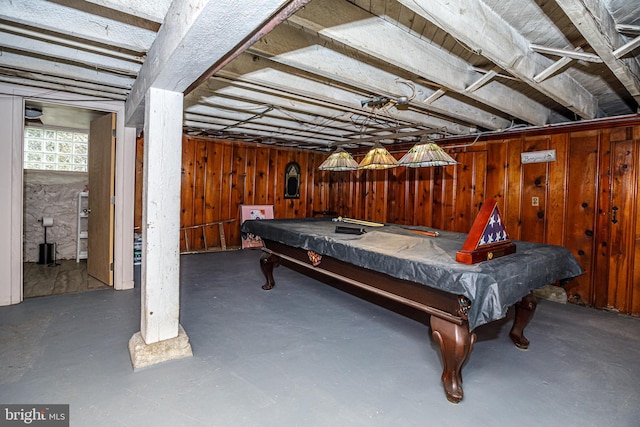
0 0 155 52
398 0 598 120
0 51 134 89
289 0 550 126
242 27 505 130
187 78 366 134
126 0 309 128
185 105 356 139
555 0 640 105
0 31 141 76
84 0 171 24
246 42 506 131
216 50 473 134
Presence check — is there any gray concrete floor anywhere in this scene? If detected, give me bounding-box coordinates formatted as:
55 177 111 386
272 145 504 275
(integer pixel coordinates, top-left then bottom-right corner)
2 249 640 426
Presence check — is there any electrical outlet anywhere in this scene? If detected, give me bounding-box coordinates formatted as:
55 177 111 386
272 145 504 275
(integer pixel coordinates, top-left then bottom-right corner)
532 197 539 206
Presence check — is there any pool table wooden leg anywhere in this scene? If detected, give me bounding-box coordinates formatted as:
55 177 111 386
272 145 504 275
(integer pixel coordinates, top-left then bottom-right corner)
430 316 477 404
509 292 538 349
259 252 280 290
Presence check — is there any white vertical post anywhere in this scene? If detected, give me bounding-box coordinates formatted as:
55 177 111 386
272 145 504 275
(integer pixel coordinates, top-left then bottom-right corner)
129 87 192 369
141 87 183 344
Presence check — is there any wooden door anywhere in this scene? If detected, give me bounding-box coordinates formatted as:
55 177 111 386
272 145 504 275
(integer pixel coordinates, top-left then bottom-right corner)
87 113 115 286
606 139 637 312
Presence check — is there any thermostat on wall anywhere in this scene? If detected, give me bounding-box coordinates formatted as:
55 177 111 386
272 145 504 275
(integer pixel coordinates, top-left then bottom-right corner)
521 149 556 164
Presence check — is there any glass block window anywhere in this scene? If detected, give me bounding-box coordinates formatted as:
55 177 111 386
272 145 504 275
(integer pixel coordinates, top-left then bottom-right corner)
24 126 89 171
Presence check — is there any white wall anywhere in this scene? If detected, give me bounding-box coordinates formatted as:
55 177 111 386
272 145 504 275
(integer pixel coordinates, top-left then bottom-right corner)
0 95 24 305
0 83 136 306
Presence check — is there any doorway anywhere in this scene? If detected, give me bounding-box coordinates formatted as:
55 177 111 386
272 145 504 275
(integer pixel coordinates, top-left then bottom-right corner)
22 102 114 297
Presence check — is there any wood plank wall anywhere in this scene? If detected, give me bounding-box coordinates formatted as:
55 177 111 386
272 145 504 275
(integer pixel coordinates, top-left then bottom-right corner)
135 136 331 252
134 120 640 317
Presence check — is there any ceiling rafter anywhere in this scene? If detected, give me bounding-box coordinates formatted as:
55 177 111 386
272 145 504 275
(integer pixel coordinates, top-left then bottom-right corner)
0 0 156 53
555 0 640 104
248 24 510 131
397 0 599 120
288 0 551 125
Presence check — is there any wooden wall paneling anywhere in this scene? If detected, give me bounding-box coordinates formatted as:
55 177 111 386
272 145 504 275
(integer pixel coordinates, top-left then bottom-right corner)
324 169 344 217
361 170 372 220
323 170 338 215
504 138 523 239
594 129 612 309
520 136 550 244
485 141 507 213
308 152 320 217
219 143 234 245
441 163 459 231
191 139 207 250
180 137 196 251
271 149 283 218
311 152 325 216
451 151 486 232
431 166 445 229
473 151 487 227
451 153 470 232
545 133 569 246
607 134 636 312
299 151 312 218
415 166 434 227
393 167 412 225
204 139 223 249
633 127 640 316
254 146 270 206
297 151 309 217
564 130 599 305
374 170 389 223
243 145 257 206
227 144 246 245
387 168 399 223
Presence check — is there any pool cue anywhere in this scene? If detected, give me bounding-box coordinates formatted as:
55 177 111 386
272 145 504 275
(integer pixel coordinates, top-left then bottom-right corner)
332 216 385 227
407 229 440 237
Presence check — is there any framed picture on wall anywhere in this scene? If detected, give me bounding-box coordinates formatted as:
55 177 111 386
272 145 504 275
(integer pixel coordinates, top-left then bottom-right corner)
284 161 301 199
240 204 274 249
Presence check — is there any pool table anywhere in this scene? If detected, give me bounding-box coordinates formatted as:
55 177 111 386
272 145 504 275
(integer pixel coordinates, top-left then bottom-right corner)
241 218 583 403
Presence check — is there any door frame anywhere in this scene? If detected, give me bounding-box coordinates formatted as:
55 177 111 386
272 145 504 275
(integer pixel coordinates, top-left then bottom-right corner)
0 82 135 306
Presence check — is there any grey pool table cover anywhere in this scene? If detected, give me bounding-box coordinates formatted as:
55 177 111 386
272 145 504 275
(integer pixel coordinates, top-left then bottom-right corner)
241 218 584 330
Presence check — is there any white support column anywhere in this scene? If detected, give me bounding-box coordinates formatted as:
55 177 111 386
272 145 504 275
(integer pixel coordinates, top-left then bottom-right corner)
129 87 192 369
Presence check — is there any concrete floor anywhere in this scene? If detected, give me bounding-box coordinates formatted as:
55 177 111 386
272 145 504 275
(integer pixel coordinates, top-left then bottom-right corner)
2 249 640 426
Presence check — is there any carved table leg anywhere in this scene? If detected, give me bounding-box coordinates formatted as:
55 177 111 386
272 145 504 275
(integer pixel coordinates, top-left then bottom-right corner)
259 252 280 290
430 316 477 404
509 293 538 349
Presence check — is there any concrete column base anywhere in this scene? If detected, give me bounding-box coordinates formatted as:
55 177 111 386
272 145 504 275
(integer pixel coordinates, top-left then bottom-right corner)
128 324 193 370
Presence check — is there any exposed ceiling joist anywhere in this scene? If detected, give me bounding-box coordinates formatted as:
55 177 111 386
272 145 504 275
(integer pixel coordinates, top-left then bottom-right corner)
398 0 599 120
289 0 551 125
0 0 156 52
0 50 135 89
126 0 310 127
84 0 172 24
2 0 638 148
555 0 640 103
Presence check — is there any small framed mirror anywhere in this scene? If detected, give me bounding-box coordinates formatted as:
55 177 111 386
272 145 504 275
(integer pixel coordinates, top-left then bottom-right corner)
284 162 301 199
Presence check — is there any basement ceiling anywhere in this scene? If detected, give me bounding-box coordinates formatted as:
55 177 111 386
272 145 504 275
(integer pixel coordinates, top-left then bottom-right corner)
1 0 639 151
